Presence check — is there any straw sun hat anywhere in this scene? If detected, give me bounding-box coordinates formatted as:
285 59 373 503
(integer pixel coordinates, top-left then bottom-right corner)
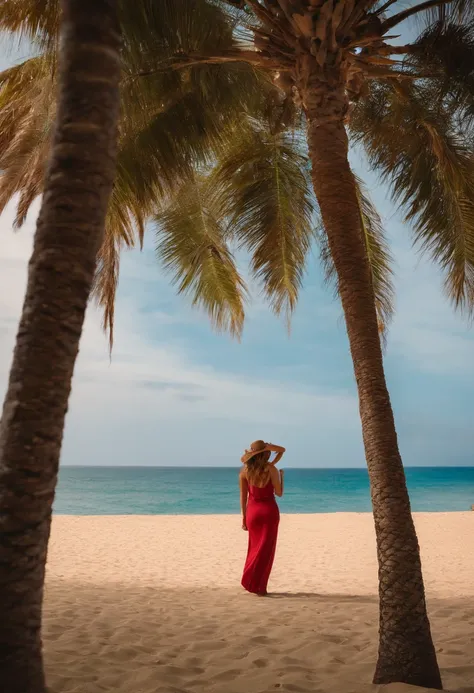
241 440 269 465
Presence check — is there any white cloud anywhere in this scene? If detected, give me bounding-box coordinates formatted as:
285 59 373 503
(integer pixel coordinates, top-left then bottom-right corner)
386 247 474 377
392 324 472 375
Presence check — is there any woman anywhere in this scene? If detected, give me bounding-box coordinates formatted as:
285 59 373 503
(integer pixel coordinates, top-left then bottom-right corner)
240 440 285 596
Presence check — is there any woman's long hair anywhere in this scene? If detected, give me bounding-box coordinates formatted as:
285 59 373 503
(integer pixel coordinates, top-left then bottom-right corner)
246 451 271 487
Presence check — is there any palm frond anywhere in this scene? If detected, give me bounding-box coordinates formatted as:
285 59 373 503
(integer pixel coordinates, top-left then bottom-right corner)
408 21 474 125
121 0 239 70
118 63 268 200
155 177 248 339
317 173 394 341
0 0 60 49
91 176 147 352
0 0 238 54
351 81 474 313
92 226 123 354
210 120 315 323
425 0 474 24
380 0 455 32
0 54 56 223
0 0 269 348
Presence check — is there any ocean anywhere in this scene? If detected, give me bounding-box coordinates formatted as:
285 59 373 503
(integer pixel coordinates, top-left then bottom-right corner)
54 466 474 515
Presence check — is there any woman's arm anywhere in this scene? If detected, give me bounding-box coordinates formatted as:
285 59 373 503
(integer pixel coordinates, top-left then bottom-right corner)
269 465 283 497
239 471 249 530
266 443 286 466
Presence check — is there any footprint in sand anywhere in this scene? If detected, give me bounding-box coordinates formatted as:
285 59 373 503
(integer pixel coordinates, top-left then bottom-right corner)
252 658 268 668
249 635 272 645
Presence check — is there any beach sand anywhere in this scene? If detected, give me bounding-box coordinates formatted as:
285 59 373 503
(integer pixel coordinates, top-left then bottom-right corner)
44 513 474 693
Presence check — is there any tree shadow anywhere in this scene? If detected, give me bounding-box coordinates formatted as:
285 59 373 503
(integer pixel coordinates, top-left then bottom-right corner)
267 591 377 603
42 581 474 693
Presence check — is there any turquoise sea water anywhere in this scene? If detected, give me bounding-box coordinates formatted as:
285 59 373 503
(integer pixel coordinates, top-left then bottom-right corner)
54 466 474 515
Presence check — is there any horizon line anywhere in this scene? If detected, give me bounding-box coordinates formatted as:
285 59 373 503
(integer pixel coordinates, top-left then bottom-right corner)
60 464 474 470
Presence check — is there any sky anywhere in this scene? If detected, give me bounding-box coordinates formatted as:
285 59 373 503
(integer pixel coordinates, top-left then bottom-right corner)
0 23 473 469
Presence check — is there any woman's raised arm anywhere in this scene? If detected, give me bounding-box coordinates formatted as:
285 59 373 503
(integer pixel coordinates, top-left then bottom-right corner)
266 443 286 466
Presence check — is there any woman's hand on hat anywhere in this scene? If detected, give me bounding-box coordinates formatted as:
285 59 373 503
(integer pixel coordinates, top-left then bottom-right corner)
265 443 286 453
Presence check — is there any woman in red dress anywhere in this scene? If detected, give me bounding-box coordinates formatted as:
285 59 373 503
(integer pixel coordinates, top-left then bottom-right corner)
240 440 285 596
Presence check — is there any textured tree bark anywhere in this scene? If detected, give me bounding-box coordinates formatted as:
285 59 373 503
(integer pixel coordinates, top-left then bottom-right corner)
302 76 442 689
0 2 120 692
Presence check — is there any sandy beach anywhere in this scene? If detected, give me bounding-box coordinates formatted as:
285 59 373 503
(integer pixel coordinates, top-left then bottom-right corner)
44 513 474 693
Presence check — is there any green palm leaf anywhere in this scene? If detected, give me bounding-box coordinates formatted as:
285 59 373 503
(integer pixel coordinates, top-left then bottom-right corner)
5 0 474 347
210 120 314 322
351 81 474 312
154 178 248 339
0 0 268 345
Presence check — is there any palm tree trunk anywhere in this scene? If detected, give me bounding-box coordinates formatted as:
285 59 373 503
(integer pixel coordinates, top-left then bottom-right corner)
302 82 442 688
0 2 120 691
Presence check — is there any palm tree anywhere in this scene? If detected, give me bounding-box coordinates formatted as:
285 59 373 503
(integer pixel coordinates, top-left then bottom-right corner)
0 6 321 691
152 1 474 688
0 0 121 691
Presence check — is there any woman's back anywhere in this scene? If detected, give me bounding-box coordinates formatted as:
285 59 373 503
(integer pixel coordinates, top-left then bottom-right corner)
248 479 275 501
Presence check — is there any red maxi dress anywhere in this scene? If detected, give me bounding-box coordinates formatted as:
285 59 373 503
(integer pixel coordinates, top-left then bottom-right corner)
241 480 280 594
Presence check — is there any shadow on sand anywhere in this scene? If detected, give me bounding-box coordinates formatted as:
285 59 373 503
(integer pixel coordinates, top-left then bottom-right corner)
42 580 474 693
267 592 377 603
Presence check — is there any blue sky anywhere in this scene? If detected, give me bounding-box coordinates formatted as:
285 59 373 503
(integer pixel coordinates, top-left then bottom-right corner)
0 24 473 468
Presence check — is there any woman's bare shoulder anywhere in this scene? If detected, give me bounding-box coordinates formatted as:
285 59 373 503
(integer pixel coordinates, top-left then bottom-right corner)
239 468 248 479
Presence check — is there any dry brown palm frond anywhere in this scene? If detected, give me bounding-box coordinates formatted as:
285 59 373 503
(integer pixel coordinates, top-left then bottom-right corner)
0 53 56 222
0 0 61 50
